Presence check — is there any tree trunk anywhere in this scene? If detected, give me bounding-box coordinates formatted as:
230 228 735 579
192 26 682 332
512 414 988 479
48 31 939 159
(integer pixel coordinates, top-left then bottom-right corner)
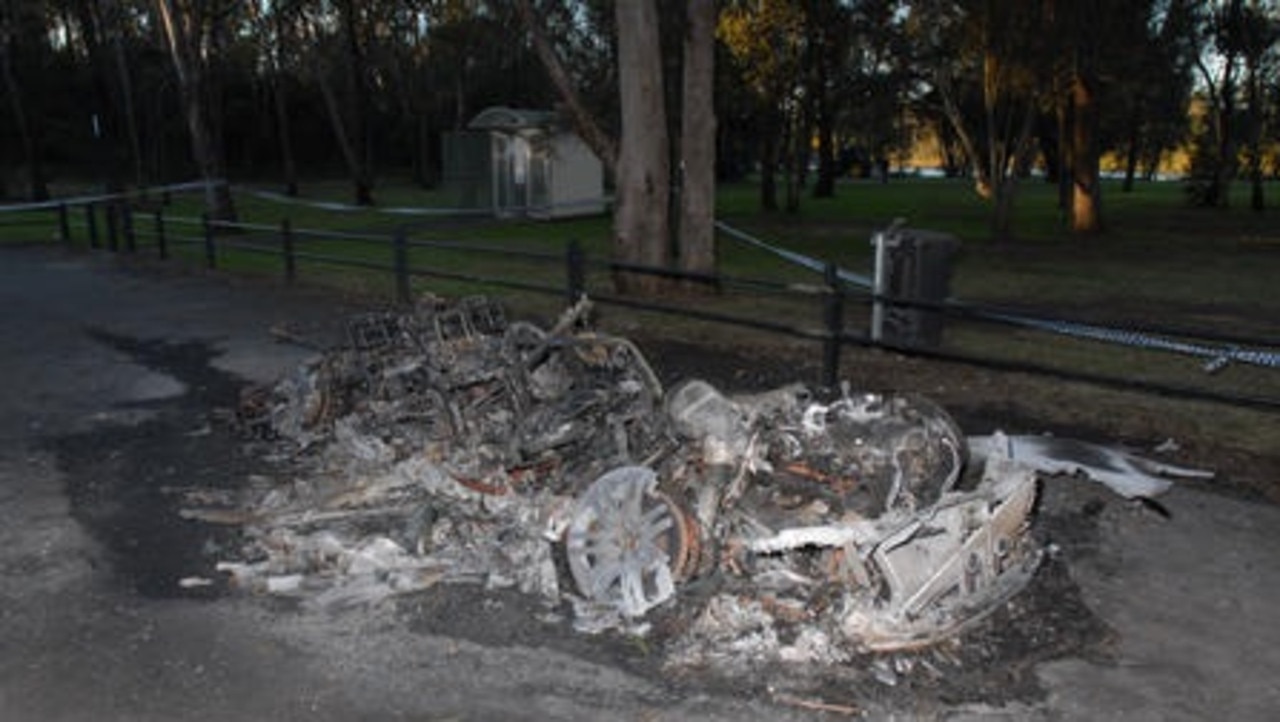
107 0 144 189
1214 97 1235 209
813 118 835 198
990 101 1038 241
613 0 670 295
269 5 298 196
1070 72 1102 232
315 70 373 205
1121 122 1140 194
336 0 375 206
1056 83 1072 212
0 29 48 201
991 177 1018 240
678 0 716 281
783 106 801 213
782 87 805 213
936 69 989 198
1246 58 1265 211
155 0 236 221
515 0 617 176
812 40 836 198
760 110 779 211
73 1 122 193
272 76 298 196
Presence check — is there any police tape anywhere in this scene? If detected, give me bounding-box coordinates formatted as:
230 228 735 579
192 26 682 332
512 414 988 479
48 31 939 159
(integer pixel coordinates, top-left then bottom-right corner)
714 220 1280 373
0 180 220 213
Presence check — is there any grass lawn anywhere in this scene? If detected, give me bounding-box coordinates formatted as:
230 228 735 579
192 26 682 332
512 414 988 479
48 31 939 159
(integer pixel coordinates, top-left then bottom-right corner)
3 174 1277 399
2 173 1277 496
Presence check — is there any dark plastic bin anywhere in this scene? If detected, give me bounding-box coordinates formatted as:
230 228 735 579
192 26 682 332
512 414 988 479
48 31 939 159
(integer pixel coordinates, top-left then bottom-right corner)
879 229 959 348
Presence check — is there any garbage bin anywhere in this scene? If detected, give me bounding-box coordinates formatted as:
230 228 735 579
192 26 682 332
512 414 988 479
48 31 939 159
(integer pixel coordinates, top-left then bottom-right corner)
871 227 960 348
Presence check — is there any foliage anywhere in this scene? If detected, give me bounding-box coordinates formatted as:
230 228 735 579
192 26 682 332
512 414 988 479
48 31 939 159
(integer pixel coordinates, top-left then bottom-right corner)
1 0 1279 254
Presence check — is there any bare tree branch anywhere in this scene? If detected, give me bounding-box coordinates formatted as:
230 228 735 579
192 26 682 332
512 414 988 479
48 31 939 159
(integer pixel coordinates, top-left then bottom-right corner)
514 0 617 176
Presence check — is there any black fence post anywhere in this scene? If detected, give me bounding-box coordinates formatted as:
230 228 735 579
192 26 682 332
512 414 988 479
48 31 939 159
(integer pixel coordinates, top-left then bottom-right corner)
154 209 167 260
281 218 296 283
566 239 585 304
393 227 410 304
105 202 119 252
86 203 99 249
122 204 136 252
822 262 844 390
57 204 71 248
203 213 216 269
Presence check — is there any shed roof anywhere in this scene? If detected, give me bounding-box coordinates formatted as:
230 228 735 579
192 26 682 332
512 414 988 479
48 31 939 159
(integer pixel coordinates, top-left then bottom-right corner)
467 106 561 132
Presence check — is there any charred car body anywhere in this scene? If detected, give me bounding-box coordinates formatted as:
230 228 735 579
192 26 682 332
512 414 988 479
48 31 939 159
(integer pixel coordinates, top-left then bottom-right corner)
220 297 1045 654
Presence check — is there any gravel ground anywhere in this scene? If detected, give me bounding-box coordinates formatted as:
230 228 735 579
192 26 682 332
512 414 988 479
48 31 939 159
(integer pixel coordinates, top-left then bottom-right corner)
2 245 1278 721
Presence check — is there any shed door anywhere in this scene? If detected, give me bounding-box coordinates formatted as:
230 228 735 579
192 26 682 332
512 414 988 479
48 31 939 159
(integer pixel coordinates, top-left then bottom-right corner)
529 147 550 214
493 135 531 217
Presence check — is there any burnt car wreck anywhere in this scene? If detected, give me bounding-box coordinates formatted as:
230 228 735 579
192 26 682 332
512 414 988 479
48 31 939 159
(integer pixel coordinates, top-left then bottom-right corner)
194 296 1201 663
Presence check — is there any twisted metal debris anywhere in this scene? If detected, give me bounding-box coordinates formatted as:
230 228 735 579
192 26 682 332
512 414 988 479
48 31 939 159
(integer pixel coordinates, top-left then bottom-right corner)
194 296 1094 657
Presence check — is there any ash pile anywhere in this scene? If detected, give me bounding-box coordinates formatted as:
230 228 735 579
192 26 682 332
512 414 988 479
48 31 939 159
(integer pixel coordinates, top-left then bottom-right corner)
196 295 1046 667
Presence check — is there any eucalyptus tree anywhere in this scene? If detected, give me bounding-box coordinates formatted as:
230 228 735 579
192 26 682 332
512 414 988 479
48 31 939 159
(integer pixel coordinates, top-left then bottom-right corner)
804 0 850 199
1190 0 1240 207
1053 0 1204 230
377 1 437 187
1113 0 1200 191
1186 0 1280 208
519 0 719 292
0 0 50 199
155 0 238 220
718 0 805 211
610 0 670 291
34 0 160 194
1052 0 1106 232
679 0 717 280
907 0 1051 240
515 0 618 173
293 0 378 205
1237 0 1279 209
247 0 303 195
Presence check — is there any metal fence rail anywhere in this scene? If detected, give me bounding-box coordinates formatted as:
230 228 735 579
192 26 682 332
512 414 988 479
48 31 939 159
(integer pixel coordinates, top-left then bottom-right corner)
3 189 1277 412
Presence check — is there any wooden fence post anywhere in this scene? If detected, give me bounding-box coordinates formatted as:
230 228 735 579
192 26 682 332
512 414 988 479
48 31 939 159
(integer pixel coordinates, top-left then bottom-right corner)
822 262 844 390
393 227 410 304
281 219 296 283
